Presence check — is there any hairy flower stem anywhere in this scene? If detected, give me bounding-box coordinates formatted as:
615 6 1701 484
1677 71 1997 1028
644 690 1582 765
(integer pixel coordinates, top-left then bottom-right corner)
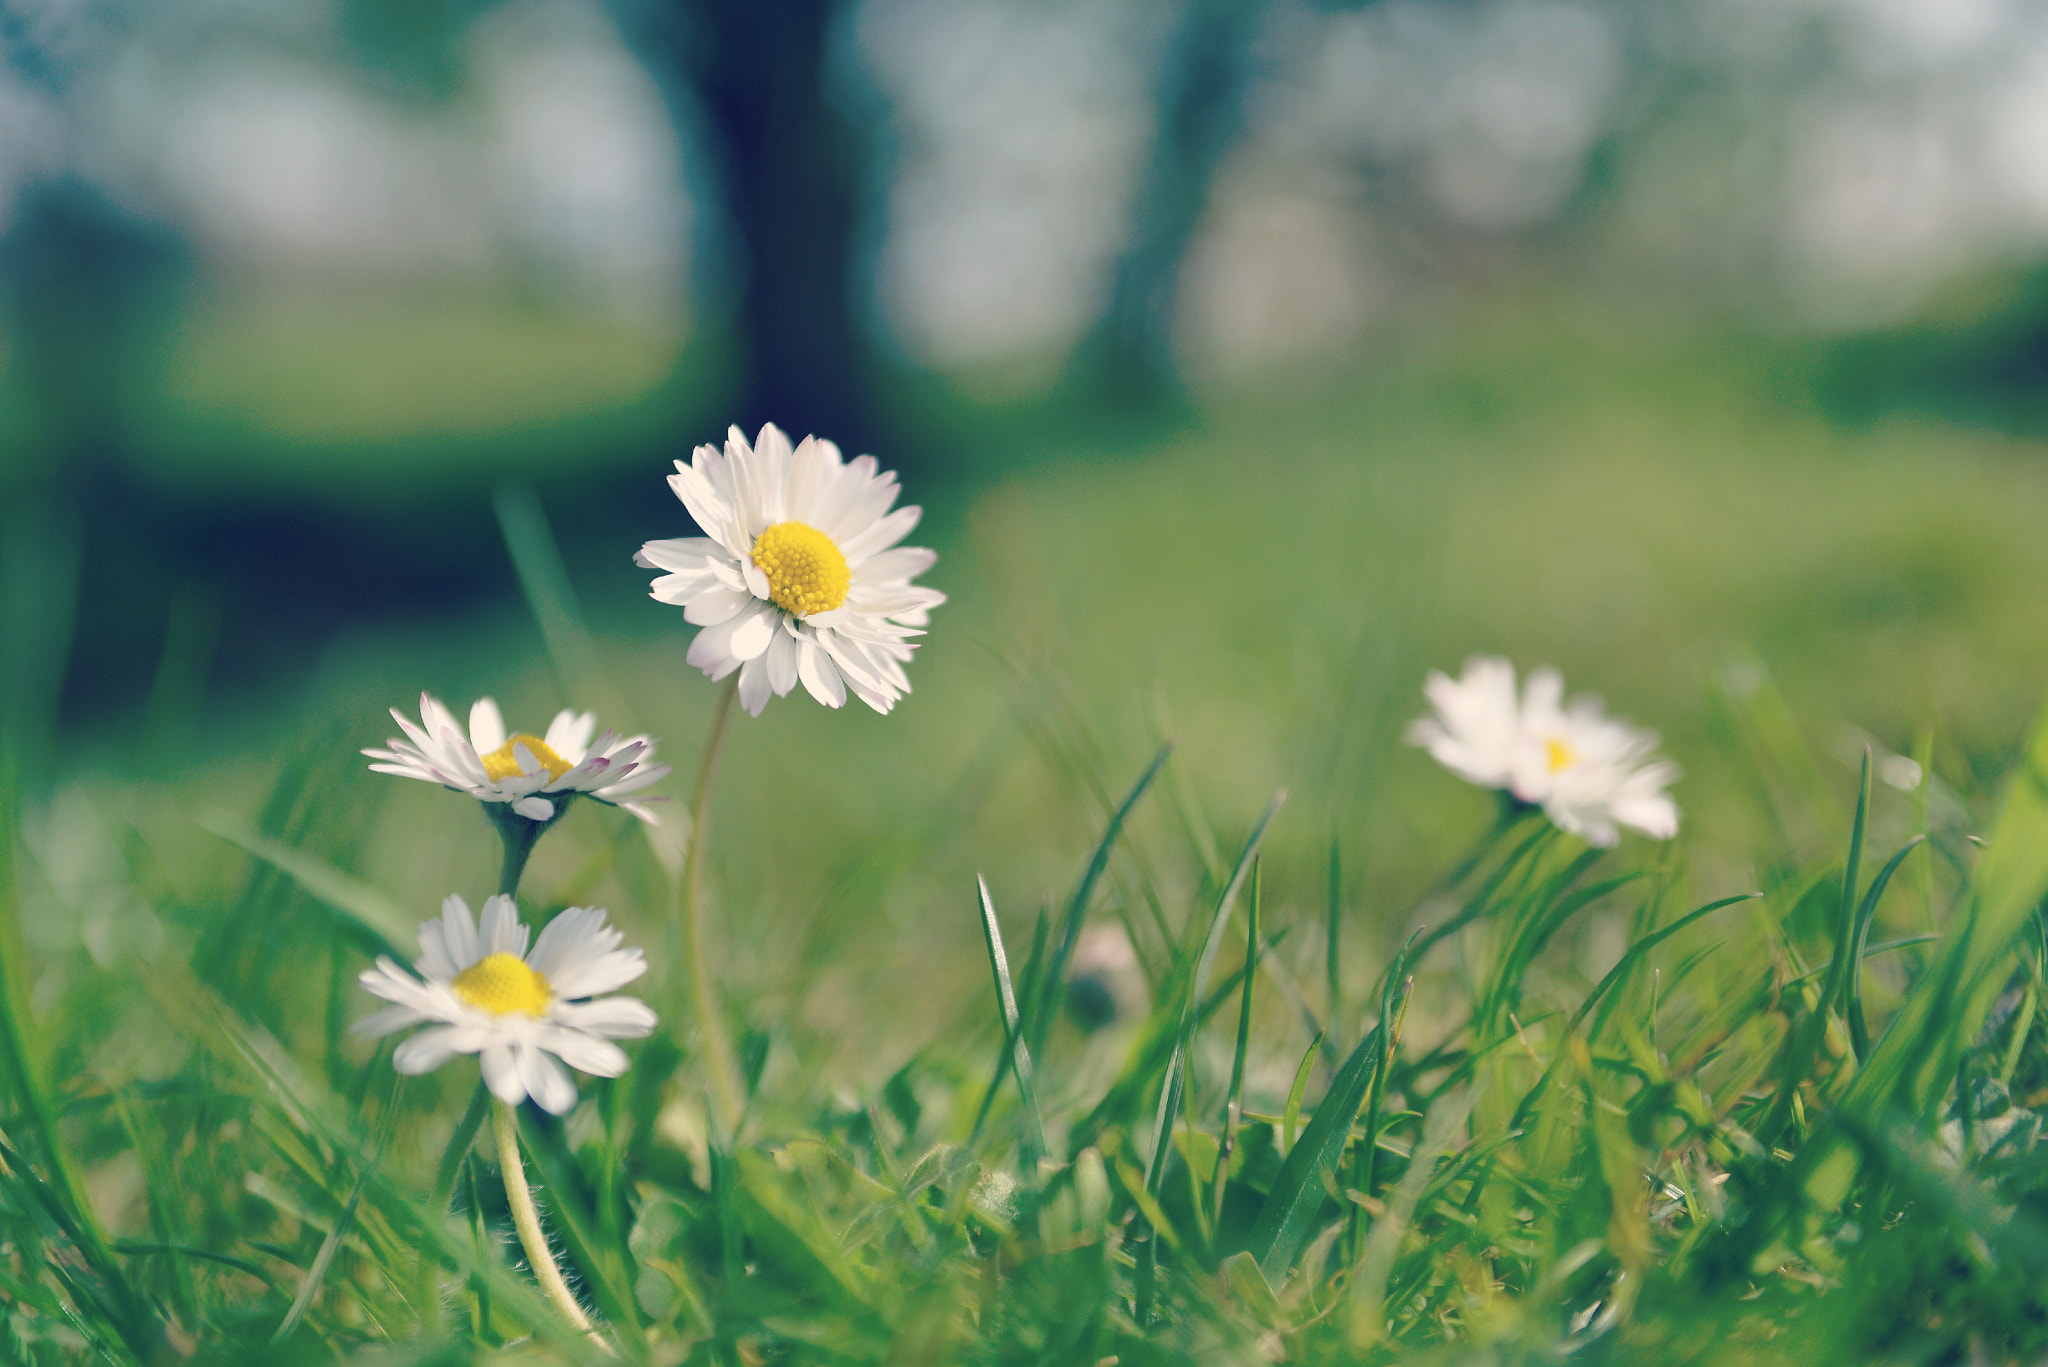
491 1099 603 1343
679 674 745 1131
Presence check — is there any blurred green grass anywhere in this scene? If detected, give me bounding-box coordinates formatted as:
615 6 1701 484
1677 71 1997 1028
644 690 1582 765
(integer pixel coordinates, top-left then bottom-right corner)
15 303 2048 1361
30 301 2046 1083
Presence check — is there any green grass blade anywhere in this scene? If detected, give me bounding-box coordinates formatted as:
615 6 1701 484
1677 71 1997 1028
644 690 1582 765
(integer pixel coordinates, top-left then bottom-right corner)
1326 837 1342 1050
1249 934 1416 1280
1482 870 1651 1032
1757 746 1871 1142
431 1084 491 1213
1025 741 1173 1058
1407 821 1557 966
1847 835 1927 1060
969 876 1046 1158
197 808 412 953
1282 1033 1324 1155
1248 1020 1383 1280
1510 892 1756 1132
1143 793 1283 1196
1204 873 1253 1237
0 755 153 1356
272 1111 383 1343
1219 861 1260 1165
493 482 606 706
1858 696 2048 1119
1357 965 1415 1203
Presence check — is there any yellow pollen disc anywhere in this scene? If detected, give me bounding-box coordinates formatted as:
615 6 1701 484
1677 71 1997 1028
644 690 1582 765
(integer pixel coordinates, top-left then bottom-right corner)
1545 738 1576 774
750 521 850 618
451 953 551 1016
480 734 571 783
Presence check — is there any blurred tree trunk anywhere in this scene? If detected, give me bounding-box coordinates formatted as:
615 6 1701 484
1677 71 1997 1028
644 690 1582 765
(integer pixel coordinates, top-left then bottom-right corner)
676 0 876 453
1088 0 1266 408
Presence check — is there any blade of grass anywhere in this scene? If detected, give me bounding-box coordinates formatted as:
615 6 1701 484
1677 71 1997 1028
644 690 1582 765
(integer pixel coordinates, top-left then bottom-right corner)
1214 861 1261 1227
1357 964 1416 1204
1144 793 1284 1197
196 809 412 953
274 1080 397 1344
1345 1085 1477 1347
1326 838 1343 1052
1406 820 1556 966
493 482 606 708
0 752 153 1358
1509 893 1757 1131
1248 934 1418 1281
1847 836 1927 1061
1482 870 1650 1035
432 1085 492 1213
1283 1034 1324 1156
969 876 1047 1159
1855 695 2048 1120
1764 749 1869 1145
1024 741 1174 1058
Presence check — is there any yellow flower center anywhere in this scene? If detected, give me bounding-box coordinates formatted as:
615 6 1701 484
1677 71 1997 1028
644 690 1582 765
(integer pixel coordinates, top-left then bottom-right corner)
750 521 850 618
451 952 552 1016
1545 737 1576 774
479 734 572 783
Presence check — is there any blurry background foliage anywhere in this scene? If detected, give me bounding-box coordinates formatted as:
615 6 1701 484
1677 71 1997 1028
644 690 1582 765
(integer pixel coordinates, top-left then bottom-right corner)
7 0 2048 1057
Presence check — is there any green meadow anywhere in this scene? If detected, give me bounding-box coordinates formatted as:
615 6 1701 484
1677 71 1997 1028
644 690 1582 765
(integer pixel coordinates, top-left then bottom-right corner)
9 308 2048 1363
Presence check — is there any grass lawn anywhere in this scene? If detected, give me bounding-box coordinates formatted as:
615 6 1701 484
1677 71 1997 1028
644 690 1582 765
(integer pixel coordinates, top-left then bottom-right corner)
8 309 2048 1362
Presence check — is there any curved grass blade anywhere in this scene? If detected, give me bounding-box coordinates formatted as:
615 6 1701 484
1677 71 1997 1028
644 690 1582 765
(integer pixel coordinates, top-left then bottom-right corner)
1847 835 1927 1061
1283 1032 1324 1154
494 481 606 708
1762 752 1871 1143
1357 963 1416 1204
1482 871 1651 1032
197 809 411 954
1025 742 1174 1058
1144 793 1284 1197
1406 821 1557 966
1249 937 1417 1281
1215 862 1261 1225
1326 838 1343 1050
1509 892 1756 1131
970 876 1046 1158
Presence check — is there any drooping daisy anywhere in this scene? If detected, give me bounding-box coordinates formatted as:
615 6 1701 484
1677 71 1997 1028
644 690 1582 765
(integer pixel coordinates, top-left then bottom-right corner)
635 423 946 716
364 694 669 824
355 894 656 1114
1409 656 1680 847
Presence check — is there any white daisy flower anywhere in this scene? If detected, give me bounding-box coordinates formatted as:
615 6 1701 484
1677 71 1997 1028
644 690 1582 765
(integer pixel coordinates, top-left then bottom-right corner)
354 894 656 1114
1406 654 1523 791
1409 656 1680 847
634 422 946 717
364 694 669 824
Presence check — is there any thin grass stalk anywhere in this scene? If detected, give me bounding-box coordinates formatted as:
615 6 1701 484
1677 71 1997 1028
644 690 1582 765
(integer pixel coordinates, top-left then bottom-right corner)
680 674 745 1131
1215 861 1260 1228
1326 838 1342 1050
1406 816 1552 967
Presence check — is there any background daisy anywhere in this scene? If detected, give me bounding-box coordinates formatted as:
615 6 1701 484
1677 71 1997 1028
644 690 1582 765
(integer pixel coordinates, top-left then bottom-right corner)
636 422 946 716
1411 655 1679 846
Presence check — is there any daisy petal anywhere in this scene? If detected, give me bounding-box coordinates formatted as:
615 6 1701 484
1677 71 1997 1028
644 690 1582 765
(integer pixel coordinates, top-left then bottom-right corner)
481 1044 526 1105
518 1043 578 1114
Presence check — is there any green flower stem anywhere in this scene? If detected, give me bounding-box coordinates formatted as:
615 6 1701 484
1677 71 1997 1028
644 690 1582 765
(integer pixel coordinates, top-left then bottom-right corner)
491 1099 601 1342
487 800 568 899
680 675 745 1131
